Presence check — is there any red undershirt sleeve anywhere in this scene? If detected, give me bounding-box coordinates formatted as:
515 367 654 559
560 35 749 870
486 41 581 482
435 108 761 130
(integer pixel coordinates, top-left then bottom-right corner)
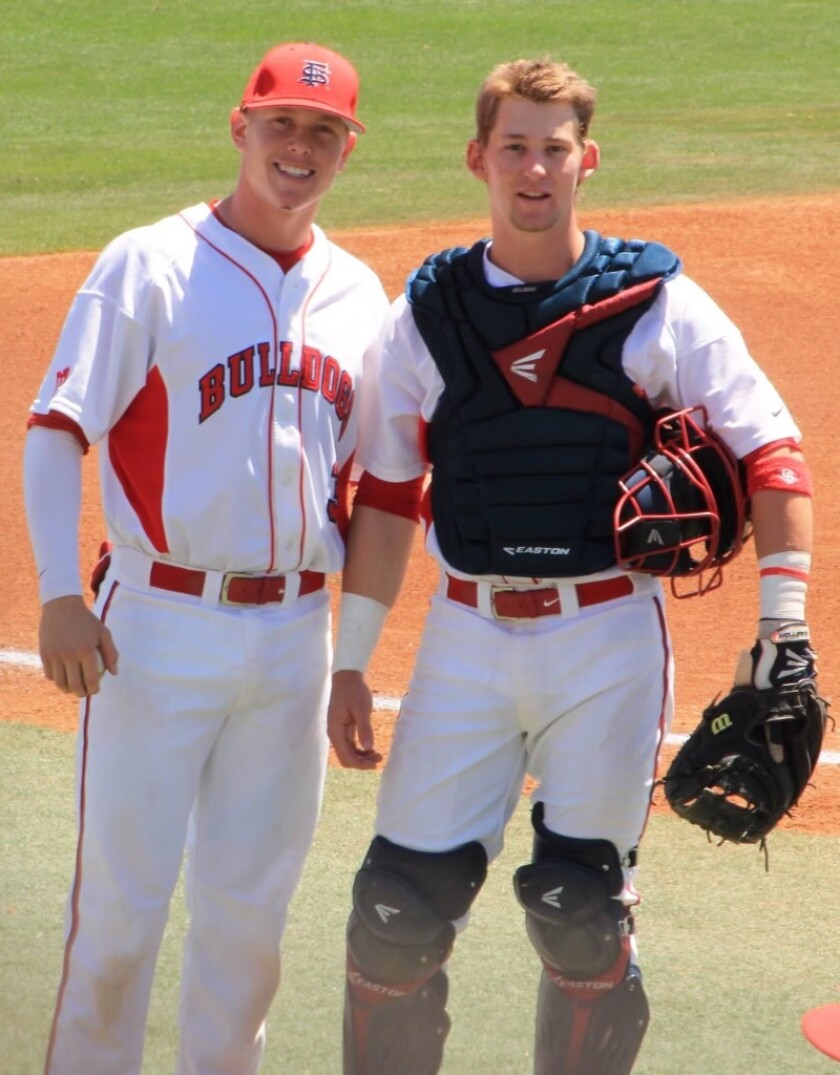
353 472 424 522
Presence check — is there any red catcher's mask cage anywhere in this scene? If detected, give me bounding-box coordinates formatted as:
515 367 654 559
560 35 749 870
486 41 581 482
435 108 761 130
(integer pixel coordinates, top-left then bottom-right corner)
614 406 749 597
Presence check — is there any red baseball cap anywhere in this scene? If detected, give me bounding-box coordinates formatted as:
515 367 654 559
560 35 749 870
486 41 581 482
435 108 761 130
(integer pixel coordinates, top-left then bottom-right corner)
240 42 365 134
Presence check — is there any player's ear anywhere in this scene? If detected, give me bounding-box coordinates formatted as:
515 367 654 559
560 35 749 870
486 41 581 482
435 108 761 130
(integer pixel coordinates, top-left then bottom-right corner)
577 139 600 185
230 107 248 149
338 130 357 171
466 139 487 182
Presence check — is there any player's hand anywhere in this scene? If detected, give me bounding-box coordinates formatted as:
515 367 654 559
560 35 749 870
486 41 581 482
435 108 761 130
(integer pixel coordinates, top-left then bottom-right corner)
38 595 119 699
733 620 816 690
328 669 382 770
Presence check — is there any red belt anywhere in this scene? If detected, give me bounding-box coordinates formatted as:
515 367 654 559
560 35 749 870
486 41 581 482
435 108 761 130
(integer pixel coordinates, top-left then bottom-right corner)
148 561 325 606
445 573 634 620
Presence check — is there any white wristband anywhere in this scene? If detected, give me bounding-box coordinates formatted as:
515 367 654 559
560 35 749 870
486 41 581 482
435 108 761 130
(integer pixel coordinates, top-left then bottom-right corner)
333 593 389 673
758 551 810 624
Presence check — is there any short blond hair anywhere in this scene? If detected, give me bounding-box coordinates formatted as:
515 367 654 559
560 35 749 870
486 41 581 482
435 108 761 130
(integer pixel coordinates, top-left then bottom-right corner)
475 59 597 146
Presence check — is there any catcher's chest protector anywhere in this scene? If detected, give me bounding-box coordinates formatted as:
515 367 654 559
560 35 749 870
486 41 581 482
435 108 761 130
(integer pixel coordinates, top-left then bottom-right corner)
407 233 681 577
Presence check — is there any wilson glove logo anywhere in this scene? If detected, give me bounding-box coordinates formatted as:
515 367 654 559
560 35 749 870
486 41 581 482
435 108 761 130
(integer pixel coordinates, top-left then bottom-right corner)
710 712 733 735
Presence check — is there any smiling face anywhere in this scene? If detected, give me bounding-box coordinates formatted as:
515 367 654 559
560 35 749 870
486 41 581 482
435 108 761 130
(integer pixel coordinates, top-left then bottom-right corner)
226 105 355 248
466 96 599 279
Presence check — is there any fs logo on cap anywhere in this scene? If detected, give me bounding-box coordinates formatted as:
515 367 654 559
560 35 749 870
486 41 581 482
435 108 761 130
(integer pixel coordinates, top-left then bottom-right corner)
300 60 330 87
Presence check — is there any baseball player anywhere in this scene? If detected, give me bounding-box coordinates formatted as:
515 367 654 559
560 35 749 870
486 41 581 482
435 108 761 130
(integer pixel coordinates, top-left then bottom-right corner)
23 42 388 1075
327 58 817 1073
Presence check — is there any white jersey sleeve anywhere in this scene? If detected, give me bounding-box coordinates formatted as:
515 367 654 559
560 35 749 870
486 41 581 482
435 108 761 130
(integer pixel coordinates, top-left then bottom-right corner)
355 293 442 483
622 274 801 457
29 229 159 443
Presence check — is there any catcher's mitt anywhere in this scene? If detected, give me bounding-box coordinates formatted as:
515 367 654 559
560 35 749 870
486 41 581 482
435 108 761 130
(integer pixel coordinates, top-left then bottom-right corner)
663 681 828 845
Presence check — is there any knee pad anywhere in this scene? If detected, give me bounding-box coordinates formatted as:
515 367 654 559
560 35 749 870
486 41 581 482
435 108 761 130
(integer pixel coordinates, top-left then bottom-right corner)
514 805 632 983
348 836 488 989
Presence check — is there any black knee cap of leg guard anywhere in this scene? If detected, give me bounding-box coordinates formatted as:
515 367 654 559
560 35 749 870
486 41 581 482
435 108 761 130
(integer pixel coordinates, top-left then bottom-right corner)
514 805 632 979
349 837 488 985
359 836 488 921
530 802 628 894
515 857 626 978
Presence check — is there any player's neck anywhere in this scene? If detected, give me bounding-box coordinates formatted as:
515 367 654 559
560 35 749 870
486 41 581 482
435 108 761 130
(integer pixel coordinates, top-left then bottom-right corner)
488 224 586 284
217 192 317 255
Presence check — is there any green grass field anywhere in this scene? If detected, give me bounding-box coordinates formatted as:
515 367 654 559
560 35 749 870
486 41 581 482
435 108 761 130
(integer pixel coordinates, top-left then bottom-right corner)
2 724 838 1074
1 0 838 253
3 1 840 1071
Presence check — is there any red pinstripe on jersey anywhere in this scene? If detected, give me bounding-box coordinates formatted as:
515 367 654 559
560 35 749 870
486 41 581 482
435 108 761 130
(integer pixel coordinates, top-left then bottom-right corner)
181 213 282 571
295 249 333 566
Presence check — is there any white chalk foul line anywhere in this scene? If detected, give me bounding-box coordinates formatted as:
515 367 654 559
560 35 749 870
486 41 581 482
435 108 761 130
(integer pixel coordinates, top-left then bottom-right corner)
2 651 837 766
1 649 42 669
370 694 840 767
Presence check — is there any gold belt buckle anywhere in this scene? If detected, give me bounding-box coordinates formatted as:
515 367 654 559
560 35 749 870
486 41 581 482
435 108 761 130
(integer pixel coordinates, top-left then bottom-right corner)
490 585 520 621
220 571 256 605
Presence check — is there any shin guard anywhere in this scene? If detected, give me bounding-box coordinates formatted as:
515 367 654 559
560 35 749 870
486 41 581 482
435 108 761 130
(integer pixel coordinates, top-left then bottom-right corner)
343 837 487 1074
344 966 450 1075
534 962 649 1075
516 804 649 1073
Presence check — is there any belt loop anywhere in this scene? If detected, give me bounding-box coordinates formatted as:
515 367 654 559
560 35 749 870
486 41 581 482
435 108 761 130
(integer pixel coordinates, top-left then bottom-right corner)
110 545 153 593
201 570 225 607
561 585 580 617
281 571 302 604
475 581 495 618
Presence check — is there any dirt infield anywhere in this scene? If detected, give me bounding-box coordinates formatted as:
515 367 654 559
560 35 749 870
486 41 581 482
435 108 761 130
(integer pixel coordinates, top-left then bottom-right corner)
2 194 838 834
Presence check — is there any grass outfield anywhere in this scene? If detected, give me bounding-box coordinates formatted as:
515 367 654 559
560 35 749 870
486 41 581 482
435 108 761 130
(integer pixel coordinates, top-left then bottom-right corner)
1 0 839 253
1 723 838 1074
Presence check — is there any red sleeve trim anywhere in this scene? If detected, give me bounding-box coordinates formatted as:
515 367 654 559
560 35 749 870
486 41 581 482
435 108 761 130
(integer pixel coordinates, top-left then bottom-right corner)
742 437 800 466
354 472 424 522
744 444 813 498
27 411 90 453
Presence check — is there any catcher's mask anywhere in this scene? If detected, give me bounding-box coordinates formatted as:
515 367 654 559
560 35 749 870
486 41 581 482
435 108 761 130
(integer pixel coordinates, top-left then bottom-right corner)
614 406 749 597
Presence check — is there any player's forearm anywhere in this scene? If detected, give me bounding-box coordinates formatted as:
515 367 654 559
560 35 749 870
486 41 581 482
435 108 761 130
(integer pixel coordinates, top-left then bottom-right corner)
342 504 418 606
750 488 813 559
333 505 418 675
24 427 85 603
749 487 813 627
744 443 813 558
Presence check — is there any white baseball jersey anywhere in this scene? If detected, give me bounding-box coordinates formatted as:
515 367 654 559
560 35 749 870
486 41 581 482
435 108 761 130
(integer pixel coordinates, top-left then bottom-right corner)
30 202 389 574
359 245 801 585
